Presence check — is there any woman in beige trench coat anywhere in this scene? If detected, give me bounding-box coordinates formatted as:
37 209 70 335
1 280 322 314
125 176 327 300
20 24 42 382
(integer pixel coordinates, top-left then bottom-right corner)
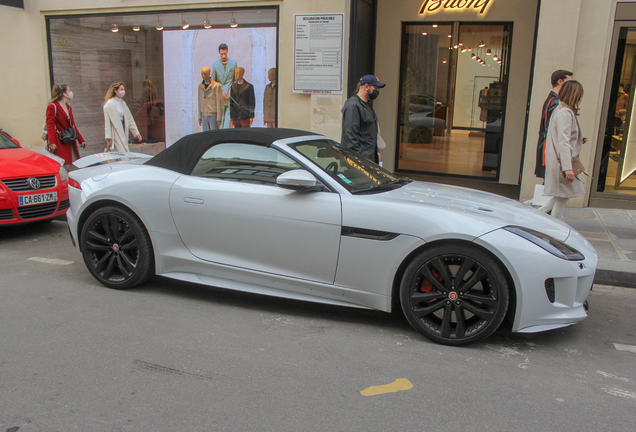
103 82 141 152
539 80 587 220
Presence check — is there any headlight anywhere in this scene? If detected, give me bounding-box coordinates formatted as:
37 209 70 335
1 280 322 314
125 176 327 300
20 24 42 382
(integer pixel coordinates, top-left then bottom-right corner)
59 165 68 182
503 226 584 261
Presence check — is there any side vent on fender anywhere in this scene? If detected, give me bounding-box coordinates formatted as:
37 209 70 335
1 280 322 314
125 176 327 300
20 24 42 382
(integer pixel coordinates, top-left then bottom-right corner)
544 278 555 303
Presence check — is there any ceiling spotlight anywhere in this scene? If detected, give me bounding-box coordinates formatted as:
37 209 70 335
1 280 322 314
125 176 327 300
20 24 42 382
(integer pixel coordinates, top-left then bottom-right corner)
479 40 485 47
454 45 458 49
133 24 140 31
493 55 499 61
156 20 163 31
448 34 452 38
486 48 492 55
111 23 118 33
461 47 467 52
458 42 463 46
442 59 447 64
181 15 189 30
471 53 477 59
497 59 502 64
422 32 427 35
432 24 438 28
204 19 211 29
230 12 238 28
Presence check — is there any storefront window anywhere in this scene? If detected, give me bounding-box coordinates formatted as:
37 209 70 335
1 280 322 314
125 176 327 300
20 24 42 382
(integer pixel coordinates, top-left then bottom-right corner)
47 9 277 156
597 27 636 195
397 23 510 179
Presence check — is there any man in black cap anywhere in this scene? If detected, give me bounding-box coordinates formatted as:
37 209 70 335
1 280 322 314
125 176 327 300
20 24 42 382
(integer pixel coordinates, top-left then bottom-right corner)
341 75 386 162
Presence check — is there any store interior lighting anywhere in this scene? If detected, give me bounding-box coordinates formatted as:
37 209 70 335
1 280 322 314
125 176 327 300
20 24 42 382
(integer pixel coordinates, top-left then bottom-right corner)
133 24 140 31
111 23 118 32
181 15 189 29
230 12 238 28
156 17 163 31
204 14 212 29
486 48 492 55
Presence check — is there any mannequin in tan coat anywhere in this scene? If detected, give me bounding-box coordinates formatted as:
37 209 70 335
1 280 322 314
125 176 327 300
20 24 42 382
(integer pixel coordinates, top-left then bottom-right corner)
103 82 141 152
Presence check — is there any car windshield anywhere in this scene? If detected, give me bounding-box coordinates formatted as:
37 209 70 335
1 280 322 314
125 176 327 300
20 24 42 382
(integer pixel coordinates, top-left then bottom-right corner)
0 131 19 149
291 139 411 194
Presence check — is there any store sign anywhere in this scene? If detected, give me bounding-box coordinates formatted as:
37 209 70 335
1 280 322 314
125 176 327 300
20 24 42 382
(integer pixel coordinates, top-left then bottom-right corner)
293 14 344 94
419 0 492 15
123 35 137 43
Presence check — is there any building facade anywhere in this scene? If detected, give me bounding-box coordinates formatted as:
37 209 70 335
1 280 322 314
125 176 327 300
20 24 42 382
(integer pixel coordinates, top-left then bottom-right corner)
1 0 634 209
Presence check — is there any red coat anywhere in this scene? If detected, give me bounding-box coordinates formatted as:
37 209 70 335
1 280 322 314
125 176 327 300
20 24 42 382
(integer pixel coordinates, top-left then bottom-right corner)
46 101 85 164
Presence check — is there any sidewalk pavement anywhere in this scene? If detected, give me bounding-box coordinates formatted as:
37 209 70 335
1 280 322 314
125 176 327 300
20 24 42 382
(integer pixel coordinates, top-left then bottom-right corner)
561 207 636 288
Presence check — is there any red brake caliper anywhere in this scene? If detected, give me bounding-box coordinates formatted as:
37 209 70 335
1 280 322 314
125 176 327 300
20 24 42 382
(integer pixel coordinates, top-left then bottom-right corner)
420 268 444 294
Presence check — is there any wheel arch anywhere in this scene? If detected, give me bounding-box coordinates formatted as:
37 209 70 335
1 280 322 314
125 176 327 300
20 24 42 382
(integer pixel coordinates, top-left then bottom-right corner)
77 199 151 254
390 238 518 325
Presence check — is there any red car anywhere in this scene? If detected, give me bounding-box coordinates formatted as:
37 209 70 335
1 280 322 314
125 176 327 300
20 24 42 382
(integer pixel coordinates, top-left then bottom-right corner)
0 129 69 225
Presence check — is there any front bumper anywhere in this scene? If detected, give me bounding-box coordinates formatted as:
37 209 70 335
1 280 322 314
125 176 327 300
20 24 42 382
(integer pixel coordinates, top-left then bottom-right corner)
0 180 69 226
475 227 597 333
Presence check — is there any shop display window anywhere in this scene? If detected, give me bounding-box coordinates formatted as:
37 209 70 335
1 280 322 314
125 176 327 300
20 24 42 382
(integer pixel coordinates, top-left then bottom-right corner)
396 23 511 179
47 9 277 156
596 27 636 195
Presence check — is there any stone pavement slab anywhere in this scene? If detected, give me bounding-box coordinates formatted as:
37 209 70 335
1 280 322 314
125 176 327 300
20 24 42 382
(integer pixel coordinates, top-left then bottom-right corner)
563 207 636 288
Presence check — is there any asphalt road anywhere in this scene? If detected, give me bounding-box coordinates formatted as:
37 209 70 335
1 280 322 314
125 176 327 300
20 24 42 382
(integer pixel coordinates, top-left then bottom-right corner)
1 220 635 432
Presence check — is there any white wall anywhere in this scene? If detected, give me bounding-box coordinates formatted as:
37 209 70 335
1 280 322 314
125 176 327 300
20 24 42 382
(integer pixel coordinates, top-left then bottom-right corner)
520 0 617 206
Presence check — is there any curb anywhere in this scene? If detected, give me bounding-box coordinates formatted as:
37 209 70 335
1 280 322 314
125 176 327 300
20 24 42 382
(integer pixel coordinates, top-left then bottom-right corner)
595 269 636 289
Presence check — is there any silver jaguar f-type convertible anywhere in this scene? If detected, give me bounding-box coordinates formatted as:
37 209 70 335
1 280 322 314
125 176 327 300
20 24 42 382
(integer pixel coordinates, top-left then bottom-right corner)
67 128 597 346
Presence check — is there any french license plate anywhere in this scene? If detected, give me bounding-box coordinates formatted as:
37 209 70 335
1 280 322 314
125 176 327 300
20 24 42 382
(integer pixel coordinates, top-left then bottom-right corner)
18 192 58 207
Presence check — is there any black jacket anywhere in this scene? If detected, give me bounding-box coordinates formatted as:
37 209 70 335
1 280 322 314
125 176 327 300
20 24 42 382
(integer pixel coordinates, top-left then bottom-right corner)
535 91 560 179
341 95 378 162
230 80 255 121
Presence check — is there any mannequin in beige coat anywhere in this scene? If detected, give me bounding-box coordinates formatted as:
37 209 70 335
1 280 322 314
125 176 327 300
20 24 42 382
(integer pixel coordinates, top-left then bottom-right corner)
103 82 141 152
539 80 587 220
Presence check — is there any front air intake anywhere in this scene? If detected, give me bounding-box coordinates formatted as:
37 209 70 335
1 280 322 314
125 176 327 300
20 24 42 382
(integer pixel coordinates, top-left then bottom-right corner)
544 278 555 303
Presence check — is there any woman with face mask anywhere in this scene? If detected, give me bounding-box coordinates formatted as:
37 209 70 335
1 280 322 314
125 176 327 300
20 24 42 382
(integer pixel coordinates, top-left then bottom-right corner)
103 82 142 152
46 83 86 168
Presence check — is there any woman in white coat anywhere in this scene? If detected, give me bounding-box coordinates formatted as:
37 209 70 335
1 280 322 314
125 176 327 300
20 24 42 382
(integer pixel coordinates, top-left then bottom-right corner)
539 80 587 220
103 82 141 152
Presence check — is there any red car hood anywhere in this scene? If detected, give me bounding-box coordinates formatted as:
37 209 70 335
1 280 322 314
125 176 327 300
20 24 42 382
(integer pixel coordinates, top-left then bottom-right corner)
0 148 60 178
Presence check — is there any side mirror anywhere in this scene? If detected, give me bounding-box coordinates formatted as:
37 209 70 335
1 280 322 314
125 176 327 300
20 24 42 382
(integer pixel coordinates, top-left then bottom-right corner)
277 169 323 192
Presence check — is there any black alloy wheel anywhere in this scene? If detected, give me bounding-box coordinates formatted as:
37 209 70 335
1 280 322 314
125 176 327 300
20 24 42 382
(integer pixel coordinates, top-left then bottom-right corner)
400 243 509 346
80 206 154 289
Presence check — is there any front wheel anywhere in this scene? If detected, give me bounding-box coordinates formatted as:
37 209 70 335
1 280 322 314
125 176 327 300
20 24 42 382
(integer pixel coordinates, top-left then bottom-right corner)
80 206 154 289
400 243 509 346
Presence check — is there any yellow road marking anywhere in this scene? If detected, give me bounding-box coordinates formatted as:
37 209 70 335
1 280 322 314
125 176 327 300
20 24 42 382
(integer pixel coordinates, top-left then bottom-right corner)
360 379 413 396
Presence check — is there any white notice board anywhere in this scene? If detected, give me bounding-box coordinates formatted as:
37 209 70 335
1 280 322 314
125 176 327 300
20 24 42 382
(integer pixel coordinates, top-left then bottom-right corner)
293 14 344 94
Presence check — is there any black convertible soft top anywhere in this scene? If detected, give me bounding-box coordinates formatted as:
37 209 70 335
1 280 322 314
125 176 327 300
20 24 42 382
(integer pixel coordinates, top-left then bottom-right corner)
145 128 321 174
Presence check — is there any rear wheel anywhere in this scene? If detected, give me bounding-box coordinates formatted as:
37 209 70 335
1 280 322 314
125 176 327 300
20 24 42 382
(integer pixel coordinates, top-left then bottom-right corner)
400 243 509 346
80 206 154 289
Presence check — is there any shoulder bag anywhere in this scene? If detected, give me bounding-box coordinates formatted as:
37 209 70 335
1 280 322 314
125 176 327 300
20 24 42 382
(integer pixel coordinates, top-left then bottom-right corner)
52 103 78 143
551 128 587 177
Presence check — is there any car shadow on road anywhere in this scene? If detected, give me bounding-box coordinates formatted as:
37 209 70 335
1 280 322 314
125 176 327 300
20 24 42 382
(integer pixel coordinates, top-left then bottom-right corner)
127 275 585 348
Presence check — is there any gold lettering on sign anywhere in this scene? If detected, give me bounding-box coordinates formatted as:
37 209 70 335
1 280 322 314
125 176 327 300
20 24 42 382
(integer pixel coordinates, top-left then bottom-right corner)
53 38 69 46
419 0 492 14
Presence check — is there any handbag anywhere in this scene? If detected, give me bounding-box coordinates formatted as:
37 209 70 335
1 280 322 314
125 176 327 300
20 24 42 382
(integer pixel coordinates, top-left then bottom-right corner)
377 134 386 152
571 156 585 176
51 103 78 143
58 126 77 143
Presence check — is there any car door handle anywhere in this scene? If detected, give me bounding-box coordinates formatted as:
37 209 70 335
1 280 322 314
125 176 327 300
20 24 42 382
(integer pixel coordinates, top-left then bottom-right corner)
183 197 204 205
